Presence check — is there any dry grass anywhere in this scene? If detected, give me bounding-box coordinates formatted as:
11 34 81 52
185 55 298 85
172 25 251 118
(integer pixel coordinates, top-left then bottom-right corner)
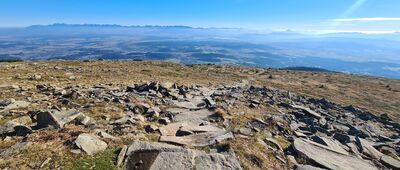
1 61 398 123
229 138 285 170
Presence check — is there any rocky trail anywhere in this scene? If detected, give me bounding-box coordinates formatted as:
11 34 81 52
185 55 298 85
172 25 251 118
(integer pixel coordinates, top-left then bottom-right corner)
1 78 399 170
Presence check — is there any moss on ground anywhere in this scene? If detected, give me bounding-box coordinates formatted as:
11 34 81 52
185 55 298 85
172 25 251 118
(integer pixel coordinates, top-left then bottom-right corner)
64 148 119 170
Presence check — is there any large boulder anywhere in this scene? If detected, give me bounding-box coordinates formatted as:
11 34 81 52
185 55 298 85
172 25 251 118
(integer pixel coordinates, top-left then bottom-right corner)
124 141 242 170
75 133 108 155
293 138 378 170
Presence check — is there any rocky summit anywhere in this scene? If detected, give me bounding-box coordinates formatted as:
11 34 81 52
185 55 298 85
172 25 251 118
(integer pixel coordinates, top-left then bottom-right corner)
0 61 399 170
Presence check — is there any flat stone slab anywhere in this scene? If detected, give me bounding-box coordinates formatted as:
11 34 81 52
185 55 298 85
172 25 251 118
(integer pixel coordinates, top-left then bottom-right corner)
159 131 234 147
0 100 30 112
165 108 189 114
173 109 216 122
37 109 84 129
194 152 243 170
296 164 326 170
180 125 223 133
292 105 322 119
311 136 349 155
75 133 107 155
293 138 378 170
159 121 201 136
380 154 400 170
355 137 384 160
0 142 31 157
172 97 206 109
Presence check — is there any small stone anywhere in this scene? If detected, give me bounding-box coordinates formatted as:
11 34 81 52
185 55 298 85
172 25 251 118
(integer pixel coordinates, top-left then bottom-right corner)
117 145 128 167
159 118 171 125
31 75 42 80
144 125 159 133
14 125 32 136
233 128 253 136
131 114 146 123
204 97 216 107
287 155 298 169
263 138 283 151
294 131 307 138
333 132 350 144
146 107 160 118
70 149 82 154
95 130 118 140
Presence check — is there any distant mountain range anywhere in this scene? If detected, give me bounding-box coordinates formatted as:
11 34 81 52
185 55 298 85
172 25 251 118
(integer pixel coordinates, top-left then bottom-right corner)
27 23 197 29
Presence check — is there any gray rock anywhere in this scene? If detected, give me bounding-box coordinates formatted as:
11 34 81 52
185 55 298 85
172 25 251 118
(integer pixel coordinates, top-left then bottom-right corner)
0 85 19 90
195 152 242 170
146 107 160 118
0 100 30 112
126 140 181 155
0 98 15 107
181 125 224 134
14 125 32 136
124 141 194 170
204 97 216 107
294 131 308 138
287 155 298 169
311 136 349 155
233 127 253 136
159 117 171 125
296 164 326 170
355 137 384 160
292 105 322 119
159 122 196 136
37 109 84 129
117 145 128 167
173 109 215 122
293 138 378 170
159 131 234 147
145 125 159 133
95 130 118 140
124 141 242 170
75 133 108 155
173 97 206 110
332 124 350 133
31 74 42 80
380 146 399 160
0 142 31 157
333 132 350 144
263 138 283 151
380 154 400 170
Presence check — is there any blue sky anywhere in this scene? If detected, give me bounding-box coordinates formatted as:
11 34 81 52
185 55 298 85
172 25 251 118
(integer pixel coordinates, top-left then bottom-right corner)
1 0 399 33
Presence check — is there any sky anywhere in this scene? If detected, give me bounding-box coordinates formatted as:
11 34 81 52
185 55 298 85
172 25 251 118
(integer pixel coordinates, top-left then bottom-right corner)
0 0 400 33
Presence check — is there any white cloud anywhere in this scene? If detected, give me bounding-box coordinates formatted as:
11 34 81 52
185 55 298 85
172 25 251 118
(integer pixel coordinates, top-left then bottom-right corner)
317 29 398 34
334 17 400 22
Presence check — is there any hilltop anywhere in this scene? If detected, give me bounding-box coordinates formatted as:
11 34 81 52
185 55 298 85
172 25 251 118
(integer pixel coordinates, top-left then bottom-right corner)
0 60 399 169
